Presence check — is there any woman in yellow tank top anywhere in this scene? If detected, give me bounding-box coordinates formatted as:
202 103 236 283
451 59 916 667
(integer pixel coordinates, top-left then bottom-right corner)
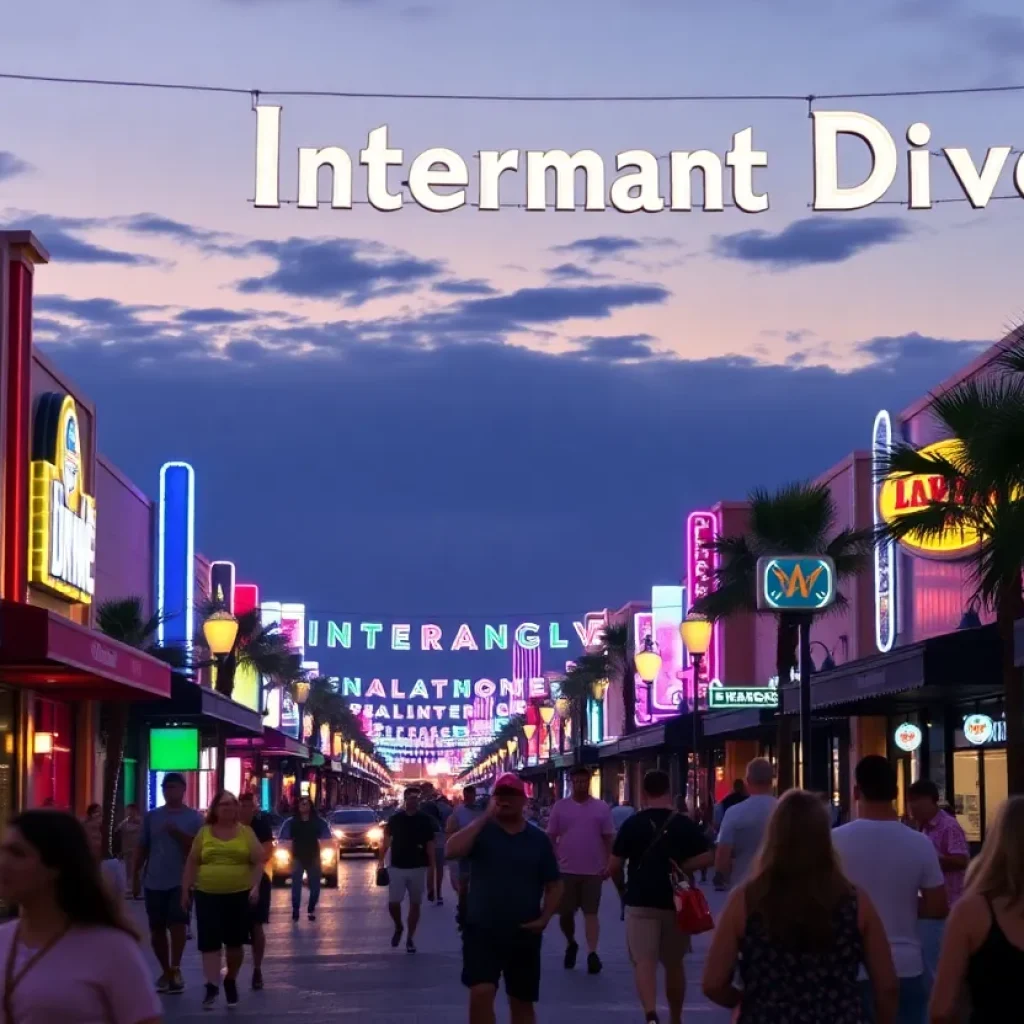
181 790 265 1011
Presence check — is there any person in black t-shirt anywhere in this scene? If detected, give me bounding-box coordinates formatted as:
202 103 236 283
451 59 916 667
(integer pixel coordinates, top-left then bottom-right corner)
446 772 562 1024
380 787 436 953
238 792 273 991
610 770 712 1024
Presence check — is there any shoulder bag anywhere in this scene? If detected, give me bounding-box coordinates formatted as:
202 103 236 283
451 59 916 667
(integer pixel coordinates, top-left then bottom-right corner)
639 813 714 936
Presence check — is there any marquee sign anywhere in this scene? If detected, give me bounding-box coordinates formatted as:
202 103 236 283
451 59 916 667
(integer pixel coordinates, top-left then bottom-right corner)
707 681 779 710
306 619 597 652
29 394 96 604
877 439 980 559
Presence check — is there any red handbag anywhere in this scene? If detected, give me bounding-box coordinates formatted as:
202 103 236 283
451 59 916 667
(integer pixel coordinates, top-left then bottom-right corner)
671 868 715 935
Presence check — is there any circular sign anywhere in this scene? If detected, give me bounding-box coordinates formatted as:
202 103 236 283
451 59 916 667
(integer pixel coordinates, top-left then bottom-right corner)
894 722 922 752
963 714 994 746
877 439 979 559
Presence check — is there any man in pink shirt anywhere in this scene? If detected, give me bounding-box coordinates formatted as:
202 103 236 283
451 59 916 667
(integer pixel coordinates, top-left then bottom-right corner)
546 766 615 974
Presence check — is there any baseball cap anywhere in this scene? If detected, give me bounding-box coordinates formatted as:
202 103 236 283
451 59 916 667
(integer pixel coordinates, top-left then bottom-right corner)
162 772 187 789
493 773 526 794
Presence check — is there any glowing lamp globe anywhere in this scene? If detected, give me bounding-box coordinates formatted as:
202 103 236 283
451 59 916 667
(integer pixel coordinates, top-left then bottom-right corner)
522 723 537 742
203 610 239 656
295 680 311 704
538 705 555 725
680 613 713 657
591 678 609 702
634 646 662 684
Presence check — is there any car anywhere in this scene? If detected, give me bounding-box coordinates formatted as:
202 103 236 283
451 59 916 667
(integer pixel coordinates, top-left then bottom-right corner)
329 807 385 857
269 824 340 888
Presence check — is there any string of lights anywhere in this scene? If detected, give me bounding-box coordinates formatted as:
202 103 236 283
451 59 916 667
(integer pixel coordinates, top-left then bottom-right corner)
3 69 1024 103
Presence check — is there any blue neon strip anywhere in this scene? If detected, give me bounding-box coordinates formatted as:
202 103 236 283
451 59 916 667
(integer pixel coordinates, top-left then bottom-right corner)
158 462 195 650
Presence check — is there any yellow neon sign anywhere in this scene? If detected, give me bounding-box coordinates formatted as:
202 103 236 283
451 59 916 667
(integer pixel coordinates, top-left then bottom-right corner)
29 395 97 603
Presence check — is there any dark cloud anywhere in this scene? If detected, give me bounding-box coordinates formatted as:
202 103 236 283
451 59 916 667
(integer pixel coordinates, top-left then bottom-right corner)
1 213 163 267
855 333 989 369
432 279 499 297
176 307 255 324
574 334 659 362
236 237 443 304
0 152 31 181
40 315 993 627
548 263 601 280
552 236 644 259
712 216 911 269
118 214 227 246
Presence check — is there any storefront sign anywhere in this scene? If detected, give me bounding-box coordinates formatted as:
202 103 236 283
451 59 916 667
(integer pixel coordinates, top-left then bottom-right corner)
894 722 922 752
650 585 684 720
963 714 1006 746
872 410 898 653
707 681 779 710
877 439 980 558
756 556 836 612
29 394 97 604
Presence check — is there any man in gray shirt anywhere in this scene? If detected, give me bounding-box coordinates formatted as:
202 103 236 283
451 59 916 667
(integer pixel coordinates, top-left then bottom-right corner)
713 757 776 888
133 773 204 994
446 784 483 929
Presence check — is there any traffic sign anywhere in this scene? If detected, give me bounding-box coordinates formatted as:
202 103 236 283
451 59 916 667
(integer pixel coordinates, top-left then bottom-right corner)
756 555 836 612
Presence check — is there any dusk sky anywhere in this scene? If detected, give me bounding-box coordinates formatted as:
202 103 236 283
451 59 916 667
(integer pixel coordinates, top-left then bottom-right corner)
2 0 1023 644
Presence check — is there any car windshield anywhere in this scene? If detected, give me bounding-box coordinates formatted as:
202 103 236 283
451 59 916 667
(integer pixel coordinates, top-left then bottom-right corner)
331 809 378 824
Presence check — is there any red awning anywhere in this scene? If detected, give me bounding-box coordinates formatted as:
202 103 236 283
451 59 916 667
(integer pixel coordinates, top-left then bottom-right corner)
0 600 172 701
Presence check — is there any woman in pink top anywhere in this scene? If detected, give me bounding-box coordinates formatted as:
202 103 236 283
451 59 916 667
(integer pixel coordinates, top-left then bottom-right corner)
0 810 162 1023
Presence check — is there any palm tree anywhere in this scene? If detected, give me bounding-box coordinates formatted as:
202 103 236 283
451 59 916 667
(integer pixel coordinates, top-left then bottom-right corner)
877 340 1024 793
559 652 608 754
197 600 303 701
96 597 187 859
600 622 636 735
693 484 872 792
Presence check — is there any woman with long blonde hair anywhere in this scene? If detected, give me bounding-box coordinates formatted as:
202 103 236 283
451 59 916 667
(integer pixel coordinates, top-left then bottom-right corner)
929 795 1024 1023
703 789 897 1023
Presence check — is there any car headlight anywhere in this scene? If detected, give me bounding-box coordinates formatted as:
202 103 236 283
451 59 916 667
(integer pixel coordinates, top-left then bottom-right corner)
320 847 336 865
367 826 384 843
273 848 291 865
332 828 346 840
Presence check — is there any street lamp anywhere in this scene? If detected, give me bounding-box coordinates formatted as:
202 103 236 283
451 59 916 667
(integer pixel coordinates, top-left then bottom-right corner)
634 635 662 685
538 704 555 760
680 612 713 814
590 679 609 744
555 695 571 754
295 679 311 705
203 610 239 790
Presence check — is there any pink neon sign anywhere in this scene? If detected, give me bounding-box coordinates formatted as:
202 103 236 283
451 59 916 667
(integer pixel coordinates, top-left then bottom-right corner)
686 510 720 709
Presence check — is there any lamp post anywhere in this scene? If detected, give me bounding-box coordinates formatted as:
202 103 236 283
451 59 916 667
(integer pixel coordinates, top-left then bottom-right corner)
203 611 240 791
680 613 713 815
538 704 555 762
590 678 608 743
809 640 836 673
634 635 662 688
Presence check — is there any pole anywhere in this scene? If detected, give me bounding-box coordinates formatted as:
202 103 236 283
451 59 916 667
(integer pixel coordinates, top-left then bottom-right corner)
691 652 703 815
799 616 813 792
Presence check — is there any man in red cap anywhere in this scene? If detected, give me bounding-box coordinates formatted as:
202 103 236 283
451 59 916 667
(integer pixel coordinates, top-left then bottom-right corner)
446 773 562 1024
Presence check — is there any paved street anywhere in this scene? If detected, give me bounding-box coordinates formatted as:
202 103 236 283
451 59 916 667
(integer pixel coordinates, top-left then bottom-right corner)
138 858 733 1022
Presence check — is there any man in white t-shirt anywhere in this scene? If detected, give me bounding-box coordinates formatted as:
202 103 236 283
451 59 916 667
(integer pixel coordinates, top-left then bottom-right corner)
832 755 947 1024
714 757 776 888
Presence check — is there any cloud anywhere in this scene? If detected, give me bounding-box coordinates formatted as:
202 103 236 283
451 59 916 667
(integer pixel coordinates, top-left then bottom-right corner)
432 278 499 296
176 307 255 324
117 214 228 246
0 152 31 181
0 213 163 267
712 216 911 269
855 332 989 370
547 263 602 281
235 237 444 304
574 334 659 361
553 236 643 259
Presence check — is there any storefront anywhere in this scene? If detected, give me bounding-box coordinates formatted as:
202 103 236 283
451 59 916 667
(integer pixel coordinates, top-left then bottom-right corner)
226 726 309 814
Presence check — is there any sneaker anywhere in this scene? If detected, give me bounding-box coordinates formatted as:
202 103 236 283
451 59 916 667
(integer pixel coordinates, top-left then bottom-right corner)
168 969 185 994
155 973 171 994
308 911 316 922
251 968 263 991
202 984 218 1010
292 909 300 922
563 941 579 969
391 924 403 948
587 951 602 975
224 977 238 1006
406 938 416 954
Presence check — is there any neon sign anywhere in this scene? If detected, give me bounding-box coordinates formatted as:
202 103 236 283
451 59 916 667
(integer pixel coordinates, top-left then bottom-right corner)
29 394 96 604
963 714 1005 746
707 681 779 710
306 619 595 651
873 411 897 653
650 585 684 720
877 439 981 558
757 556 836 612
894 722 922 752
687 511 719 705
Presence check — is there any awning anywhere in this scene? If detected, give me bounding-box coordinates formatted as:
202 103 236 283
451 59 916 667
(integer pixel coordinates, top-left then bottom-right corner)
226 727 308 759
136 674 263 738
779 624 1003 715
0 600 171 700
702 709 766 737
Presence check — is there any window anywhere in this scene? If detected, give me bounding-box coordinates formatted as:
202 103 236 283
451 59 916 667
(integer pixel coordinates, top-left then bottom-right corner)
953 750 981 843
983 749 1008 835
